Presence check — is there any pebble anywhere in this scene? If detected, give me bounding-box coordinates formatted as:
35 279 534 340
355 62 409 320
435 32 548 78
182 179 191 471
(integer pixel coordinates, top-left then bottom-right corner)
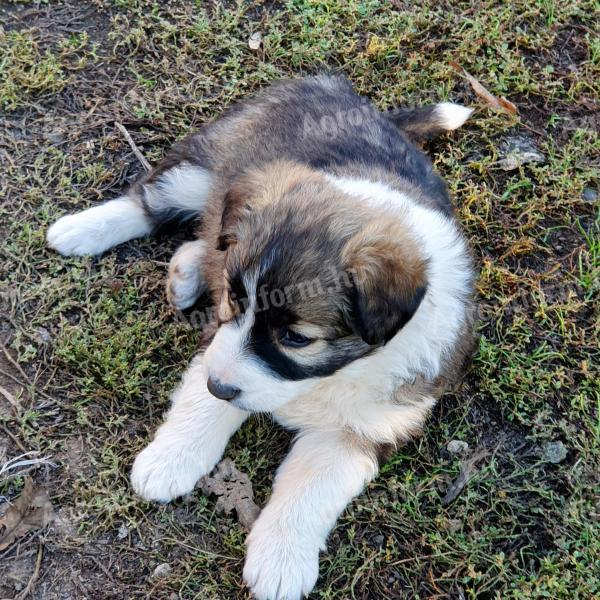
542 441 568 464
447 440 470 456
151 563 172 579
582 188 598 203
116 523 128 540
496 135 545 171
35 326 52 343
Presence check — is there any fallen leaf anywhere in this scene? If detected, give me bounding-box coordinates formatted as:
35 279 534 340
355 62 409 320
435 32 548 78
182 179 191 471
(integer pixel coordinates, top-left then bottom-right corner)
198 458 260 529
441 447 489 506
248 32 262 51
0 478 55 550
451 61 518 116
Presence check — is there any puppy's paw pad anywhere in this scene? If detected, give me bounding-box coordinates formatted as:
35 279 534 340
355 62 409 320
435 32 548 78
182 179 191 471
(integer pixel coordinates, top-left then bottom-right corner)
131 441 201 503
243 531 319 600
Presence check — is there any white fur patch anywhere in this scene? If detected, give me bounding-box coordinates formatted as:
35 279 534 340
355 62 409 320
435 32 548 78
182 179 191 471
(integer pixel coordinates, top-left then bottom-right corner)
434 102 473 130
131 355 247 502
244 430 377 600
167 240 208 309
145 163 213 215
46 196 152 256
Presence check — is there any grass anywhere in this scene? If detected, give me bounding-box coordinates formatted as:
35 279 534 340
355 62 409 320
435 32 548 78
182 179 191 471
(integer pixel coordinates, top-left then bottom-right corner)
0 0 598 598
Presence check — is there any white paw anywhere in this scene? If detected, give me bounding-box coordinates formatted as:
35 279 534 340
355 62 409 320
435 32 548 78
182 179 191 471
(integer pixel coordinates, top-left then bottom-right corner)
47 212 110 256
47 198 151 256
167 241 207 309
131 439 205 503
243 520 320 600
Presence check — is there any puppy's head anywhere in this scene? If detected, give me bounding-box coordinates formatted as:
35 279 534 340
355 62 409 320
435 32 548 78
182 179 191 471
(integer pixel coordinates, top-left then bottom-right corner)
203 161 428 412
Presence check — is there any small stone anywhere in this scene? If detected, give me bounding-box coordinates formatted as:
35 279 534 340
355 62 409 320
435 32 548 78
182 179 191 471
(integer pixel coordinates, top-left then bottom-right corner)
582 188 598 203
447 440 470 456
447 518 462 532
542 441 568 464
35 327 52 344
151 563 172 579
248 32 262 50
116 523 128 540
495 135 545 171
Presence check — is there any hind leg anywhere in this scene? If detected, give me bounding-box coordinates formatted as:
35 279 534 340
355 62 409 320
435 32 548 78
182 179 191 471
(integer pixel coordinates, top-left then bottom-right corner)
47 139 213 256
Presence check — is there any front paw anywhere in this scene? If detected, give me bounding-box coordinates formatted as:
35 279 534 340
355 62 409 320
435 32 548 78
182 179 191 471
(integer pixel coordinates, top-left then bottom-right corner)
243 521 320 600
131 440 205 503
166 241 207 310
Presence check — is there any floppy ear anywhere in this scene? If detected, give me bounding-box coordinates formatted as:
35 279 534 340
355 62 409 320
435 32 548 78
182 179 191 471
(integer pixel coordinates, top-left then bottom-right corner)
217 161 319 251
343 221 428 345
217 176 257 251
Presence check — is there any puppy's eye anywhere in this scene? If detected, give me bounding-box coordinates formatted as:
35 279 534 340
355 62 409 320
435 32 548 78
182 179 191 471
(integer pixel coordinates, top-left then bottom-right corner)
280 328 312 348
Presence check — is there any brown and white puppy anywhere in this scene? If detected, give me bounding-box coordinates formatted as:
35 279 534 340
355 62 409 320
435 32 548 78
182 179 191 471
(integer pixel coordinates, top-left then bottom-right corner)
47 76 476 600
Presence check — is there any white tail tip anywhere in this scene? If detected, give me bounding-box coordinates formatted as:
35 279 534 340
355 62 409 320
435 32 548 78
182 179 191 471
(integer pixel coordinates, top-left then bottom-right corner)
435 102 474 131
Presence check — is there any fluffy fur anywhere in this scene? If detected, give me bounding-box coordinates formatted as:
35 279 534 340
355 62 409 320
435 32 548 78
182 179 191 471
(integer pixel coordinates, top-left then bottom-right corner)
47 75 476 600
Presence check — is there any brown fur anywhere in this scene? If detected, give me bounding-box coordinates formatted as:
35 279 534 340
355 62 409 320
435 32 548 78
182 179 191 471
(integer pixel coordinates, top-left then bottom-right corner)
127 75 475 453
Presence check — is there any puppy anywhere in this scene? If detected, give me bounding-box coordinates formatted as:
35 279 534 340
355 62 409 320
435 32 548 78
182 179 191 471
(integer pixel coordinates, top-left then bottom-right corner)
47 75 477 600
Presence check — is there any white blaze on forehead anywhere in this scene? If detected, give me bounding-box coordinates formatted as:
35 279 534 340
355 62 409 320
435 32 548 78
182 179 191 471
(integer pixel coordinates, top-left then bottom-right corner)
203 272 258 385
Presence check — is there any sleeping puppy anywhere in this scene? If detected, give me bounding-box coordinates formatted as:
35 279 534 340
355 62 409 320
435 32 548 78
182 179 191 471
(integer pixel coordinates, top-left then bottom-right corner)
47 75 477 600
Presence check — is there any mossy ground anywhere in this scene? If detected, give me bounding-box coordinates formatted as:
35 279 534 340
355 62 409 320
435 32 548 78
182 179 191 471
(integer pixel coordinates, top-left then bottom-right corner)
0 1 598 598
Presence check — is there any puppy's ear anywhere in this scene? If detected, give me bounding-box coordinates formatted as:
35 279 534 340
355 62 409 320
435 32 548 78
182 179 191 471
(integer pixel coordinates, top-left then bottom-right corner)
217 161 323 251
217 177 256 251
343 221 428 345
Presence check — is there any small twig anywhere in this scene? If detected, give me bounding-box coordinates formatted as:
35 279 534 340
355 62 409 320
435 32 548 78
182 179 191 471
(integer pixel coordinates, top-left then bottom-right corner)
15 543 43 600
0 385 20 411
0 342 31 385
1 424 27 453
442 447 489 506
115 122 151 172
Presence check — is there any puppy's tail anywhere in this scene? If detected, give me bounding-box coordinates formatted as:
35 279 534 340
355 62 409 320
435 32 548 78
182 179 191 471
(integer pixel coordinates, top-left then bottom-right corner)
386 102 473 140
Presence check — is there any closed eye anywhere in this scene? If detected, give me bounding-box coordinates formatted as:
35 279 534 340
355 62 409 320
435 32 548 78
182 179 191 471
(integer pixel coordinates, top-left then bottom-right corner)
279 328 312 348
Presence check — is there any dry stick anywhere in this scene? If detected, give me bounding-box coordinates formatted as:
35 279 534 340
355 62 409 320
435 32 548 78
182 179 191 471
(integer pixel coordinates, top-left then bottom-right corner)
0 342 31 385
0 354 55 403
115 122 151 172
1 424 27 453
15 543 43 600
0 384 20 412
442 447 489 506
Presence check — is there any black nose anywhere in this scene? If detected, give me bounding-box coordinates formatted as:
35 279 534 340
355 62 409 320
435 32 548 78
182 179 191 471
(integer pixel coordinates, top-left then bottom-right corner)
207 377 241 401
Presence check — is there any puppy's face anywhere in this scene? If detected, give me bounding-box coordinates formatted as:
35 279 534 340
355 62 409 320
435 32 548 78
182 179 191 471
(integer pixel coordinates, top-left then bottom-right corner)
203 163 428 412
